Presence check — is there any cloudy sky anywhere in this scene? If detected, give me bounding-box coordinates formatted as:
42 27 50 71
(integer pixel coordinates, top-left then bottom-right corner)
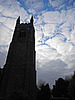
0 0 75 87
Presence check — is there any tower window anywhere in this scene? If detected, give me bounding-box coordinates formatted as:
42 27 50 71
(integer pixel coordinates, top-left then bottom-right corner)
27 28 30 29
17 28 20 30
20 30 26 38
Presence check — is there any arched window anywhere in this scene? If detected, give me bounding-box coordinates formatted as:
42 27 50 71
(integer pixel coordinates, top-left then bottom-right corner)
20 30 26 38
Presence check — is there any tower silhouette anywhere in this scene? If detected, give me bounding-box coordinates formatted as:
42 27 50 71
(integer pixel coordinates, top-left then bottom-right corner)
0 16 36 100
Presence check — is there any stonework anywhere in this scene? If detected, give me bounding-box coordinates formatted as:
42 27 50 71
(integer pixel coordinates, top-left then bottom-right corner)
0 16 36 100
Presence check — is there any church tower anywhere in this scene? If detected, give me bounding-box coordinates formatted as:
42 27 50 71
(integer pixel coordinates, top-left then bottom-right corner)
0 16 36 100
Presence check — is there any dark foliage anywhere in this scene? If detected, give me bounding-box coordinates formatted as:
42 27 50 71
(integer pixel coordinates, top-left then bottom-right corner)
68 71 75 100
37 83 51 100
37 71 75 100
52 78 69 97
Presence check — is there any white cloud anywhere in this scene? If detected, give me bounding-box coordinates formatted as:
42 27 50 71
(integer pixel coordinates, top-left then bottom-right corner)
59 10 67 23
0 0 29 21
43 24 56 37
69 0 73 4
37 58 68 87
35 3 75 85
57 42 73 54
0 24 13 45
73 2 75 7
61 54 75 69
36 45 62 66
25 0 44 11
45 34 66 49
35 16 44 25
49 0 64 8
0 17 16 30
49 0 74 10
35 6 75 45
42 11 60 24
0 0 30 46
28 9 36 14
0 45 8 67
0 53 6 67
0 46 8 53
70 29 75 44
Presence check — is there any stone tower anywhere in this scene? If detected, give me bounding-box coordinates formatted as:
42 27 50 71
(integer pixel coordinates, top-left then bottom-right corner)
0 16 36 100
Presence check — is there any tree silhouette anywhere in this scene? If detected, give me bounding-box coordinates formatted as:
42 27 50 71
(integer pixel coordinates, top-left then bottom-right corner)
37 81 51 100
68 71 75 100
52 78 68 97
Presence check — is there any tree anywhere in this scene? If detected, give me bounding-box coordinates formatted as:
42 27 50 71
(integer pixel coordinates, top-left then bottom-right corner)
68 71 75 100
52 78 68 97
38 80 46 89
37 80 51 100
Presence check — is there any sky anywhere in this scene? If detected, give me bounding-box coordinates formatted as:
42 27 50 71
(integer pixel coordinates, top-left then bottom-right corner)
0 0 75 88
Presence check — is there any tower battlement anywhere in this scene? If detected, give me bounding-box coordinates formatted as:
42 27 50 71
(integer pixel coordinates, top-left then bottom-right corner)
16 16 33 25
12 16 35 43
